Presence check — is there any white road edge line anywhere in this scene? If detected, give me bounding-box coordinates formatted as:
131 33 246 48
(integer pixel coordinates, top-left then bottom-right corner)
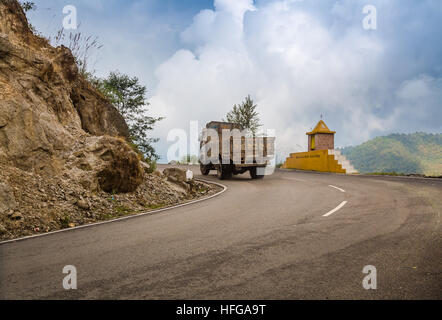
328 185 346 193
0 178 227 245
323 201 348 217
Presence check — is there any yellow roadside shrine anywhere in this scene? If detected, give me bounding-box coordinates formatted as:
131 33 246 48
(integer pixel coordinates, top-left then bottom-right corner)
282 120 358 174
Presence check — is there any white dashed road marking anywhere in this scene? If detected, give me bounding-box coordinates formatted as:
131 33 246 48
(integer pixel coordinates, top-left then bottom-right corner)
328 185 346 193
323 201 348 217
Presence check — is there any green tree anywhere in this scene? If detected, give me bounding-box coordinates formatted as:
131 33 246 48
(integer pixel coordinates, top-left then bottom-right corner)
225 95 261 135
19 1 36 12
98 71 164 161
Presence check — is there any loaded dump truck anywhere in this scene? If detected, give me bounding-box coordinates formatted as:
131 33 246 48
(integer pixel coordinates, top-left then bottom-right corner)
199 121 275 180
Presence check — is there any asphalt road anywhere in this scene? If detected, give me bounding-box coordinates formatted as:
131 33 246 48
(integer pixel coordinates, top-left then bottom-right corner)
1 167 441 299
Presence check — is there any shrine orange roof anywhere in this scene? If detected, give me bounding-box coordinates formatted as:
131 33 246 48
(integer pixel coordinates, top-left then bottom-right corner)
306 120 336 135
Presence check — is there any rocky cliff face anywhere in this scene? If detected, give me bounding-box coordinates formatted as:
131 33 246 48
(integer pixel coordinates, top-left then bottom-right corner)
0 0 132 173
0 0 220 241
0 0 145 238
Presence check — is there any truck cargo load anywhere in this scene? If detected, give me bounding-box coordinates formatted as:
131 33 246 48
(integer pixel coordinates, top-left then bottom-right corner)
199 121 275 180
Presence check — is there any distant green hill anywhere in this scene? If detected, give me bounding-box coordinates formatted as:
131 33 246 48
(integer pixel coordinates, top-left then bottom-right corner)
340 133 442 176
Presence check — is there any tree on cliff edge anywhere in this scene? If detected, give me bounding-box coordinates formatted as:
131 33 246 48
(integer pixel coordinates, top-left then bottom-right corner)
19 1 36 12
97 71 164 161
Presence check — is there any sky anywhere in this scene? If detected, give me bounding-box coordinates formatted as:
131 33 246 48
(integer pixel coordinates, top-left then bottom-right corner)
27 0 442 162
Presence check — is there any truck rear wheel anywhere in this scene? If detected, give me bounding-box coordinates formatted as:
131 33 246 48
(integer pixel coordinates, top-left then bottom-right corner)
250 167 264 179
200 164 211 176
217 164 232 180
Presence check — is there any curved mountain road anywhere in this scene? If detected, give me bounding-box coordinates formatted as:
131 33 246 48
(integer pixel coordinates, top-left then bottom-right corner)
1 167 441 299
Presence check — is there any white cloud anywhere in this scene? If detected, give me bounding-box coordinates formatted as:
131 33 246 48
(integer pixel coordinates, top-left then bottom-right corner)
180 9 217 48
28 0 441 162
214 0 256 20
394 75 442 127
151 0 401 160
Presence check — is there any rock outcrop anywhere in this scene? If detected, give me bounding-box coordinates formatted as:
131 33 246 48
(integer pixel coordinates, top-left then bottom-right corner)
0 0 221 241
0 0 132 175
0 0 143 239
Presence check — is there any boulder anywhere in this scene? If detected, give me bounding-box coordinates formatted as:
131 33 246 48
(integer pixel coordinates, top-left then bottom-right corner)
9 211 23 220
163 168 187 182
66 136 144 193
75 199 90 210
163 168 194 183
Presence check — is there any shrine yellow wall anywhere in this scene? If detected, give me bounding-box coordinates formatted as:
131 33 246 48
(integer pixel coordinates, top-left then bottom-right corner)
282 150 346 173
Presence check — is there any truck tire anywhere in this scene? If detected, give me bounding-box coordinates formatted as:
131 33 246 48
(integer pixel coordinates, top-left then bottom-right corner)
217 164 232 180
200 164 211 176
250 167 264 179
